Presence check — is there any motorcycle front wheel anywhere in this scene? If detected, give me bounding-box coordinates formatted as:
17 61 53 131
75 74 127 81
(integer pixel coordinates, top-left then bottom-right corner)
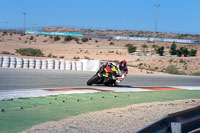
87 74 100 86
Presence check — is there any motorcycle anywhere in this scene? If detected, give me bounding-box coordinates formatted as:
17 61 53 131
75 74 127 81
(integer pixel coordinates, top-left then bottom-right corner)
87 63 122 86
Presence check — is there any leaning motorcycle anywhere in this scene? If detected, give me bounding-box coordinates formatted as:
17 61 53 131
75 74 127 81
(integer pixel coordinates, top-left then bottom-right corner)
87 64 120 86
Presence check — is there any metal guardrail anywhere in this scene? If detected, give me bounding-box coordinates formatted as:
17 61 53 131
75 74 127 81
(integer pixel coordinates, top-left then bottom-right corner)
137 106 200 133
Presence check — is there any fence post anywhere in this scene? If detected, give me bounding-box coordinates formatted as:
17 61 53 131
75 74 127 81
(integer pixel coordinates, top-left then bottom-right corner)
171 122 181 133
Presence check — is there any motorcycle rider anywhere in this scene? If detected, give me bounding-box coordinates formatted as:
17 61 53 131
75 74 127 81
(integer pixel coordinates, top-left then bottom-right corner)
99 60 128 86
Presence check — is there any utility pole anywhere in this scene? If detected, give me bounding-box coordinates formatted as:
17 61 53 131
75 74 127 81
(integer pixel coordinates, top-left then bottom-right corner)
23 12 26 32
154 4 160 37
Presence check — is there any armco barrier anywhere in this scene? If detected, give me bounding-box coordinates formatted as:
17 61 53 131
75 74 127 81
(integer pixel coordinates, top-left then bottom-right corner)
137 106 200 133
0 56 100 71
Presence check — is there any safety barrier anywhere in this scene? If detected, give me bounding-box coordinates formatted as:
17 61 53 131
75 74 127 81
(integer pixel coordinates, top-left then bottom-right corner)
0 56 100 71
0 56 3 67
29 59 35 69
25 30 83 37
2 56 10 68
16 58 23 68
23 58 29 69
10 57 16 68
60 60 65 70
137 106 200 133
25 30 199 44
41 60 47 69
35 59 42 69
65 61 71 70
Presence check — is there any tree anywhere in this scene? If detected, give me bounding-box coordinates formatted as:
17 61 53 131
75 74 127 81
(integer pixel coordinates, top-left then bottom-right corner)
157 46 164 56
180 47 189 57
189 49 197 56
170 42 177 55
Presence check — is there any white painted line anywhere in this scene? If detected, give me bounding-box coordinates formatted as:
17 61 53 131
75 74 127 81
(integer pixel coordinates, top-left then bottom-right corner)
94 87 153 92
1 86 200 101
170 86 200 90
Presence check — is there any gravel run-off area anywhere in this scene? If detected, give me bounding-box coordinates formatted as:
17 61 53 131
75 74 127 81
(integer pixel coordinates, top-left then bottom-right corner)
21 99 200 133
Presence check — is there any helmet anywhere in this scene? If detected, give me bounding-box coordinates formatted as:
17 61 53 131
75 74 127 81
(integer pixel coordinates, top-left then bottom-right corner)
119 61 127 72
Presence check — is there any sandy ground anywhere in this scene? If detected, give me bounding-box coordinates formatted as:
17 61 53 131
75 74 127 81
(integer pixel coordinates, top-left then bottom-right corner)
1 33 199 75
1 33 200 132
21 99 200 133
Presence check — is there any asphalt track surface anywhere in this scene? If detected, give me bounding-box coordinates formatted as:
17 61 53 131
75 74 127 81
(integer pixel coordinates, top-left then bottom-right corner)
0 68 200 91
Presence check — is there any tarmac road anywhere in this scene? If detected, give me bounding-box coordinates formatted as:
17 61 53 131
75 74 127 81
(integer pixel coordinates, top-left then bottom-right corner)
0 68 200 91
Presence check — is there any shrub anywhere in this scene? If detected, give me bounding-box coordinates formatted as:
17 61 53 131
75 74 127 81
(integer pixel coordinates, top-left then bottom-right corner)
59 56 65 59
2 51 10 54
2 32 7 36
127 45 137 53
190 72 200 76
179 59 186 64
81 37 88 42
47 53 52 57
125 44 132 47
74 38 79 42
52 55 57 58
110 42 115 45
189 49 197 56
64 36 73 41
142 44 148 52
84 56 90 59
16 48 44 57
54 36 61 41
165 65 179 74
30 36 34 40
152 44 158 52
165 65 185 75
73 56 80 59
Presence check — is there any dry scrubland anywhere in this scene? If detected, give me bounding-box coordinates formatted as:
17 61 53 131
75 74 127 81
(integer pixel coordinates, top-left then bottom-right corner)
0 32 200 75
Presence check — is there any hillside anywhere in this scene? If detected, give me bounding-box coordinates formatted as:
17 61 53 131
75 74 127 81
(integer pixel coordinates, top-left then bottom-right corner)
0 32 200 75
41 27 200 40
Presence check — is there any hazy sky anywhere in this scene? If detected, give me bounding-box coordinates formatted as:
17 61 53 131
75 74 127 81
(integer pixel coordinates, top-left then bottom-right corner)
1 0 200 34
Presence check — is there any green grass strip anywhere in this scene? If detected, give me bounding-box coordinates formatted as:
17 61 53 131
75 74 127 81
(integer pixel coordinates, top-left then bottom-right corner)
0 90 200 133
